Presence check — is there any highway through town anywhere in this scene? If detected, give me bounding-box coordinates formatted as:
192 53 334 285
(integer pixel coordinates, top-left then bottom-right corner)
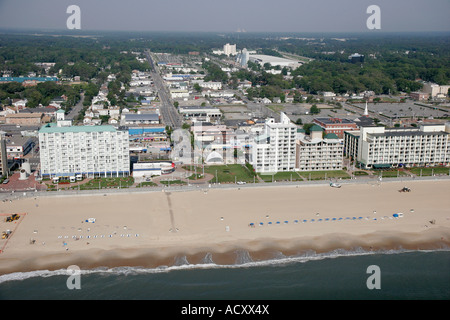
145 50 183 129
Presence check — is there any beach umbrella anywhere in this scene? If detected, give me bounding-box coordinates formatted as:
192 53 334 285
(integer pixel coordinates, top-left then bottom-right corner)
303 220 307 223
284 221 288 224
393 214 399 218
294 220 299 224
259 222 263 226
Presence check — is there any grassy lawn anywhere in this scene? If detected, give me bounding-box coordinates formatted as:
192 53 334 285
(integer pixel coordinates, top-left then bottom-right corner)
75 177 134 190
409 167 450 176
259 171 303 182
203 164 256 183
267 105 285 113
187 173 205 180
376 170 409 177
353 171 369 176
136 181 158 187
160 179 187 185
297 170 351 180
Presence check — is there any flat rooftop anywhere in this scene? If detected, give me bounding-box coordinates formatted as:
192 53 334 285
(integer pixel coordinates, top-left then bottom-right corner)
39 123 119 133
369 130 449 137
314 117 356 125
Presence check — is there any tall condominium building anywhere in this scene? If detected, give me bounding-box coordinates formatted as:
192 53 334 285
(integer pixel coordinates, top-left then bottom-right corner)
296 125 343 171
250 113 297 173
344 123 450 169
236 48 250 67
223 43 237 56
0 137 7 177
39 122 130 178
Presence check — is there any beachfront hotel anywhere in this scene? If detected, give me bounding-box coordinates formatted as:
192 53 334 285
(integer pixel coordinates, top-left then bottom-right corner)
344 123 450 169
249 112 297 173
38 114 130 179
295 125 344 171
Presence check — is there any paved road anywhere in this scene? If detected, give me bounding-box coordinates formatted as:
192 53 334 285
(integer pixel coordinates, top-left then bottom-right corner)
3 174 448 200
66 92 85 120
145 50 182 129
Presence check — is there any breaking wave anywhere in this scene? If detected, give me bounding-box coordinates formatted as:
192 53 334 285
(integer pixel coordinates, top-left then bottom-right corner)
1 246 448 285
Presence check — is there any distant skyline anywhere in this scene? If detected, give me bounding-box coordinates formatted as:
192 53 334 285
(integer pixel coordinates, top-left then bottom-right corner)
0 0 449 34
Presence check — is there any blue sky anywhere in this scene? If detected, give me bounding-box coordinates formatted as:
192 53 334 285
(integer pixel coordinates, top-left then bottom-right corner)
0 0 449 33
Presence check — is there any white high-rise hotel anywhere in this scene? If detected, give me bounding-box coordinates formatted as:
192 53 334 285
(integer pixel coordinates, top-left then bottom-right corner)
39 113 130 178
223 43 237 56
344 124 450 169
250 113 297 173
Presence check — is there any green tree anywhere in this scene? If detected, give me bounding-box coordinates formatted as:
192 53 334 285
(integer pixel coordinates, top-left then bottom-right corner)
310 104 320 114
193 83 202 92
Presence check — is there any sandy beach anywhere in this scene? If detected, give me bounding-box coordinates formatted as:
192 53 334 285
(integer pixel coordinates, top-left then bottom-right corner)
0 179 449 275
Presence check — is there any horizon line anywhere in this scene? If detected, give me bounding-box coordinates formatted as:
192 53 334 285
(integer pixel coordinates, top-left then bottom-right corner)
1 27 449 35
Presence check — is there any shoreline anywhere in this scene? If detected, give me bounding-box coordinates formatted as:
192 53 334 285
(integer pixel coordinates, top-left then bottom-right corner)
0 179 449 276
1 231 449 277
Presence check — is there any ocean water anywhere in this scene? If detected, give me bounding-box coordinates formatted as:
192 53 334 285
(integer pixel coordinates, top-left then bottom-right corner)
0 249 449 301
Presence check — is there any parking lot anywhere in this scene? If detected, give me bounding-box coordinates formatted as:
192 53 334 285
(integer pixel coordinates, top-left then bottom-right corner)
362 101 449 119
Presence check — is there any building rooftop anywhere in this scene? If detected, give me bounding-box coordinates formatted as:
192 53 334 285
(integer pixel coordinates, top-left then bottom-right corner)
5 135 32 145
324 133 339 140
314 117 356 125
0 77 58 83
309 124 323 132
124 113 159 121
39 123 119 134
179 106 221 111
369 130 448 138
19 107 57 114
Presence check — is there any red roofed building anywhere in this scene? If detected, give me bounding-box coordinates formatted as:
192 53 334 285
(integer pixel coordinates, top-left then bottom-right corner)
313 117 358 139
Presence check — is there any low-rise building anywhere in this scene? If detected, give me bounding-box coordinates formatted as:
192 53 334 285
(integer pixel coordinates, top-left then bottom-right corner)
123 113 160 125
170 88 189 99
5 136 34 159
5 113 44 126
421 82 450 98
179 106 222 122
410 92 430 101
313 117 357 139
132 161 175 177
